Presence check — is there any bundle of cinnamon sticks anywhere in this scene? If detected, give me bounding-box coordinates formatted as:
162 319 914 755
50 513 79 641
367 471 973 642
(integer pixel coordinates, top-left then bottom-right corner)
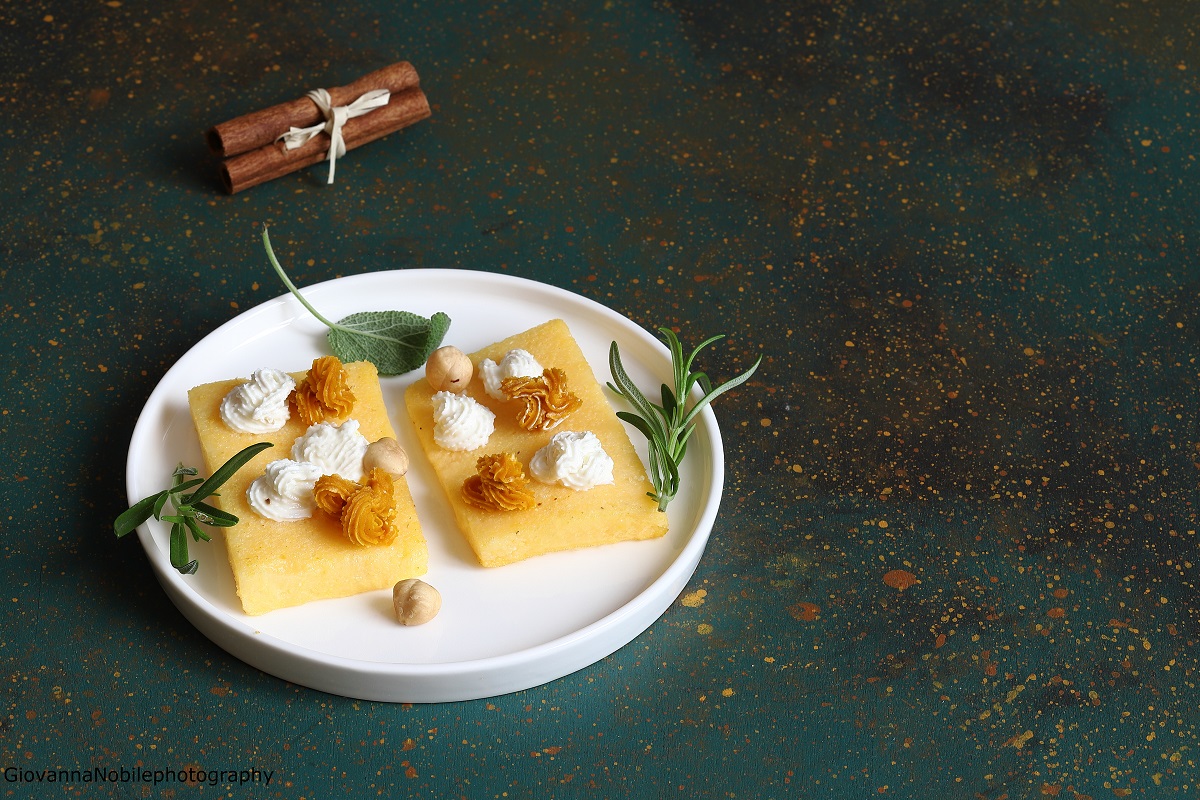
207 62 431 193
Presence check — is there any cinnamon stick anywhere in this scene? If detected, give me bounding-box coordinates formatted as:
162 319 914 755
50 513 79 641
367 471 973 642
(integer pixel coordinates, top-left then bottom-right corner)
206 61 422 158
219 85 431 194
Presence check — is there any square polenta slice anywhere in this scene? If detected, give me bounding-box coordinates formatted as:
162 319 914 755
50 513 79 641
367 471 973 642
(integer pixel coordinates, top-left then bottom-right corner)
187 361 427 616
405 319 668 568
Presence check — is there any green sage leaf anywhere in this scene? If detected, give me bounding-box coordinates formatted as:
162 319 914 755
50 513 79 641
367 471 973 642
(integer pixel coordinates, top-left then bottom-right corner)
262 226 452 377
327 310 452 376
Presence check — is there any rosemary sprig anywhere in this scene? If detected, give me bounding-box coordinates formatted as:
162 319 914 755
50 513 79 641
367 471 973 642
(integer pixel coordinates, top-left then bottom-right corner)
115 442 273 574
608 328 761 512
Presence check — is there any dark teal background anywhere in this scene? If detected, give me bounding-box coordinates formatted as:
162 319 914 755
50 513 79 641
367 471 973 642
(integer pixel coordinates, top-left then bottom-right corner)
2 1 1197 797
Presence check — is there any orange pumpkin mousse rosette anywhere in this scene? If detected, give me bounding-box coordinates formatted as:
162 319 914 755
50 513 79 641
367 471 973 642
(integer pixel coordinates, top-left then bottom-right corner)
290 355 356 425
502 368 582 432
461 453 537 512
187 357 426 616
314 468 401 547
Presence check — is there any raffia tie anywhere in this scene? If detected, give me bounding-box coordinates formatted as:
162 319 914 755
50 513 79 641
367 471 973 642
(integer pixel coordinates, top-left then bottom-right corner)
277 88 391 184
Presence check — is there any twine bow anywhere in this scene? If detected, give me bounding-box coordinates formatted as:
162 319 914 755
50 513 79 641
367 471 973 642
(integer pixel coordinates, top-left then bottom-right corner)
277 87 391 184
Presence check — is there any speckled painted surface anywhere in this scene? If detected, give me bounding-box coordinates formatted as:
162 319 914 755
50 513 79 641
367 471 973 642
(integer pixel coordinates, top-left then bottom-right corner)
2 0 1197 797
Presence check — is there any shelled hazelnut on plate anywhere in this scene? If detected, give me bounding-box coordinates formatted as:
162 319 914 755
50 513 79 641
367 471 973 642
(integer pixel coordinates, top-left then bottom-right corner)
393 578 441 625
425 346 473 393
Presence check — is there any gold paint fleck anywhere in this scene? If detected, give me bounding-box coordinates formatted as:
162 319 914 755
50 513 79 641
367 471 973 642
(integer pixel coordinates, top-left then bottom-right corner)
696 623 713 635
87 88 111 110
882 569 918 591
787 601 820 621
1004 730 1034 749
680 589 707 607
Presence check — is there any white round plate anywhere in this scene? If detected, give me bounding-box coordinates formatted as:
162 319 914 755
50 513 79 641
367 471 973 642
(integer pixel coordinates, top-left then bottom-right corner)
125 269 722 703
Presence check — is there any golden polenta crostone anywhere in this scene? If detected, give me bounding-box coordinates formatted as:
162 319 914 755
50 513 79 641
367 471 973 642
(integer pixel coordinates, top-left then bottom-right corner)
187 361 427 616
405 319 668 567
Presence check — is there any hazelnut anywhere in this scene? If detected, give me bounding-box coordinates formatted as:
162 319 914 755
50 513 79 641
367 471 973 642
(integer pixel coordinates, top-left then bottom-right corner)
392 578 441 626
365 437 409 477
425 346 473 393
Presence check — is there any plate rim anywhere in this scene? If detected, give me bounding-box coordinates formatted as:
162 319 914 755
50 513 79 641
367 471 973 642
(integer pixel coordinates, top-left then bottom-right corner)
125 268 724 702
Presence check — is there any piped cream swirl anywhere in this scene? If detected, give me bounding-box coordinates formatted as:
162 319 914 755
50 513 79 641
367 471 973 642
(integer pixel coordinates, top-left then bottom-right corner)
220 368 295 433
291 420 369 481
246 459 323 521
529 430 614 491
432 391 495 451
